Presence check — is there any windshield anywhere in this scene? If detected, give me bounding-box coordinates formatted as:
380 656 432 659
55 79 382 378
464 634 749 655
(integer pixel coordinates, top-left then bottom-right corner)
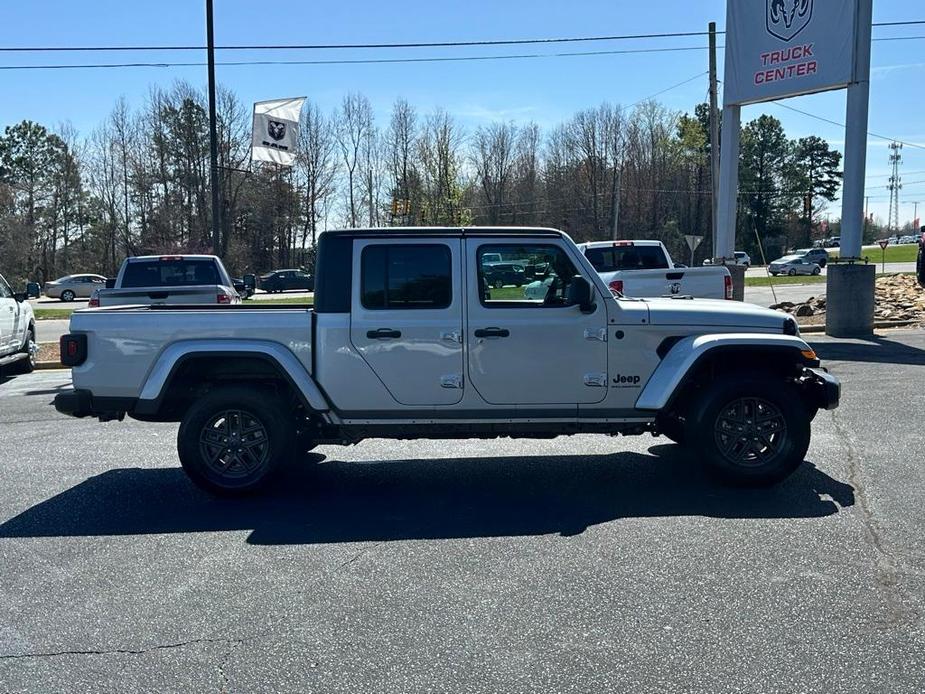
121 259 221 288
584 245 669 272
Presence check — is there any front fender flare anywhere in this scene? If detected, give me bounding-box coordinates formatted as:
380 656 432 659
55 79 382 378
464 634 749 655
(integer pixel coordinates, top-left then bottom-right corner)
137 339 329 412
635 333 813 411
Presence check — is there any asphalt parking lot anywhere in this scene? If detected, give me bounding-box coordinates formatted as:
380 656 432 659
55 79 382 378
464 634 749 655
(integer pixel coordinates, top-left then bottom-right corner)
2 331 925 692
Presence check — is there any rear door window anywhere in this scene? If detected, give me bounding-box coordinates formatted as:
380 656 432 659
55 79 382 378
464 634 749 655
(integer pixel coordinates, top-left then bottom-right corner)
121 259 220 288
361 245 452 310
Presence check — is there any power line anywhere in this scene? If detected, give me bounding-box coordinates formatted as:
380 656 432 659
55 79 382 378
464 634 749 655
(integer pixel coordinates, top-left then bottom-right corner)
0 45 713 71
0 19 921 53
772 102 925 152
3 33 923 72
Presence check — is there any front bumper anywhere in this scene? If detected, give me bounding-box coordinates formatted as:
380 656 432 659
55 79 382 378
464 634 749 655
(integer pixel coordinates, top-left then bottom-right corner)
801 367 840 411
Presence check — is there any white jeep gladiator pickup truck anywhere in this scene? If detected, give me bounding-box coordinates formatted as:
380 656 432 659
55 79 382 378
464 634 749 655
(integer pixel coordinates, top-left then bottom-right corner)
90 254 241 307
54 227 839 495
576 240 732 300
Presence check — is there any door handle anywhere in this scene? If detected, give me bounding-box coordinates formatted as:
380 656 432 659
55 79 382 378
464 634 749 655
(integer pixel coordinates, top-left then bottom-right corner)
148 291 169 300
474 327 510 338
367 328 402 339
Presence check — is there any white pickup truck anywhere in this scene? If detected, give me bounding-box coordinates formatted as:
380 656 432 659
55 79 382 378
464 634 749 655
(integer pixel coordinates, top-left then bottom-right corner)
90 255 243 308
55 227 839 495
576 240 732 300
0 273 36 375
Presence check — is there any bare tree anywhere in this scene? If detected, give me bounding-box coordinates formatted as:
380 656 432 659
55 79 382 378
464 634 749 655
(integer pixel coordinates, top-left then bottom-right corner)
297 101 338 248
336 93 373 227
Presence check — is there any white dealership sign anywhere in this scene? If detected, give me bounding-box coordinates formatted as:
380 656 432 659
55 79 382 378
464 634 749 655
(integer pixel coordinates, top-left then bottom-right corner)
251 97 306 166
723 0 859 106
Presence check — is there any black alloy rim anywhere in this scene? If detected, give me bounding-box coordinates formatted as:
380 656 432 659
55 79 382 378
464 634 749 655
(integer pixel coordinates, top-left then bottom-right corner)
199 409 270 479
713 397 787 466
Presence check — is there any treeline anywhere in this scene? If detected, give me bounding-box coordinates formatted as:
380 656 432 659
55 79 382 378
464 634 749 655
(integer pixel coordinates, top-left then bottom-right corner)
0 81 847 286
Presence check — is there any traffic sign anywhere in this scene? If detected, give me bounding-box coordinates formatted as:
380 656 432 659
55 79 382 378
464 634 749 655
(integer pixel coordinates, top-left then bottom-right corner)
878 239 890 250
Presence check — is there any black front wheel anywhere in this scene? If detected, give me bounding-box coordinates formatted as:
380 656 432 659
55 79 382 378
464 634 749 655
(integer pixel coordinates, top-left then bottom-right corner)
685 376 810 486
177 386 295 495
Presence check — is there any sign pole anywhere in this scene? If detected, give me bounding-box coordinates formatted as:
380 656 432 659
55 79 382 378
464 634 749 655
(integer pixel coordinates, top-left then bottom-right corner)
206 0 222 257
838 0 873 261
708 22 720 259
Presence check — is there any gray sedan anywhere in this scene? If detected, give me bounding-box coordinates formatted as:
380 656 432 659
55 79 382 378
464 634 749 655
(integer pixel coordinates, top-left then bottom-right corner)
44 274 107 301
768 256 822 276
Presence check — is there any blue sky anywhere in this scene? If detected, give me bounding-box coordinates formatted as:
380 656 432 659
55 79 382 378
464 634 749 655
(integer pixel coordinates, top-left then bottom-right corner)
1 0 924 223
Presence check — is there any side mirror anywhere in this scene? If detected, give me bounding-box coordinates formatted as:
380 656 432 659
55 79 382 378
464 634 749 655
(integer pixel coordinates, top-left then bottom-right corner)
26 282 40 298
105 278 116 289
243 273 256 291
13 292 27 303
566 275 595 313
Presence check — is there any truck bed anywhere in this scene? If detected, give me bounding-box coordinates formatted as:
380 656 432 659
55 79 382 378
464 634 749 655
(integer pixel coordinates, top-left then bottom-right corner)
69 305 314 399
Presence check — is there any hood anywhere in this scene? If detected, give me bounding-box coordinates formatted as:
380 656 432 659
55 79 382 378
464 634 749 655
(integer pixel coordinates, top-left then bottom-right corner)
642 297 792 331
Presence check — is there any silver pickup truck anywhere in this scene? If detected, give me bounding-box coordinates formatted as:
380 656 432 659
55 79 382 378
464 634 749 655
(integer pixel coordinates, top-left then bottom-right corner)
55 227 839 495
90 255 242 307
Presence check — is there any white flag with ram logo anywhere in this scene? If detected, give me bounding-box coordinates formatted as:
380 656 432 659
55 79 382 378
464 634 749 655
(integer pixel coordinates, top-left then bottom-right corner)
251 97 306 166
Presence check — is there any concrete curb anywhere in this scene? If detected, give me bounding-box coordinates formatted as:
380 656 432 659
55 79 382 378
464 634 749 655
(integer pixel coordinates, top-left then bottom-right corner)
799 319 918 334
36 362 68 371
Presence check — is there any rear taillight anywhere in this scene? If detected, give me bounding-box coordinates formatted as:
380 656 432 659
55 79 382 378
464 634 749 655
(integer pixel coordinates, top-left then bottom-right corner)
60 334 87 367
608 279 624 295
88 295 100 308
724 274 733 300
217 293 232 304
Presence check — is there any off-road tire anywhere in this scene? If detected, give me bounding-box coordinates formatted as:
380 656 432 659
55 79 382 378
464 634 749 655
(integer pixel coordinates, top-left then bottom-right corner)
10 326 36 374
177 386 296 496
684 375 810 486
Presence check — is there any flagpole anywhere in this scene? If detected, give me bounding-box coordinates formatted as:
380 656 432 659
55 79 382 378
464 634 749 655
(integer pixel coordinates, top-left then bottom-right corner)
206 0 222 256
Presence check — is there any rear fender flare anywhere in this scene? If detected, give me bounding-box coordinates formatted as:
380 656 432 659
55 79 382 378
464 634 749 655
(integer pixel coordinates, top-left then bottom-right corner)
138 339 329 412
635 333 814 411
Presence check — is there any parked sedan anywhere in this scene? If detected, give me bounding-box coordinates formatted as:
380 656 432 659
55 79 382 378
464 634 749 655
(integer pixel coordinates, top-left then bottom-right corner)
43 273 107 302
794 247 829 268
482 262 526 288
703 251 750 267
259 269 314 293
768 256 822 276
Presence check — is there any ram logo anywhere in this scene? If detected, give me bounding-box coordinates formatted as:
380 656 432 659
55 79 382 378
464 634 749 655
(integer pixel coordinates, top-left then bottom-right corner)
767 0 813 42
267 120 287 141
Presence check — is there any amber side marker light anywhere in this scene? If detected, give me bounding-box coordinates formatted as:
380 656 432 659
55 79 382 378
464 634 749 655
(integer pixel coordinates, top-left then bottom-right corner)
801 349 818 361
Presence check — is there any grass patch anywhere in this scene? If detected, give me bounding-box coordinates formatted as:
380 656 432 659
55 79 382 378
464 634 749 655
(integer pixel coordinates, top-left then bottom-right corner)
746 271 913 287
851 244 919 263
33 308 74 320
746 275 828 287
248 296 314 306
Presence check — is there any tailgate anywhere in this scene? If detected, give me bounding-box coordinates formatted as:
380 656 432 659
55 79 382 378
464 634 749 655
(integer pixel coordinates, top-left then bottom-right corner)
99 286 223 306
613 268 729 300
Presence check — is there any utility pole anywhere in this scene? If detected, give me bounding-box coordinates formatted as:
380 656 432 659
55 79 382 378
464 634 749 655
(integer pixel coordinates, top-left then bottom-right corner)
708 21 721 259
206 0 222 256
610 166 622 240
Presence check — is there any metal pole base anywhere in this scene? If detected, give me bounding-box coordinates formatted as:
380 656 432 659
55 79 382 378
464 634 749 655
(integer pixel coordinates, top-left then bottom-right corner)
728 265 746 302
825 264 876 337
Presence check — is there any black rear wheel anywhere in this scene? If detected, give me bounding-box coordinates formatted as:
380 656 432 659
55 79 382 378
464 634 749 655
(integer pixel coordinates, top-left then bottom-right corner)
684 376 810 486
177 386 295 495
11 327 37 374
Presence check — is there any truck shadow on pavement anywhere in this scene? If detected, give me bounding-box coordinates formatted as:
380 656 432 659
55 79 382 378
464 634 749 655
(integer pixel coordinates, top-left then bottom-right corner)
0 447 855 545
810 336 925 366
